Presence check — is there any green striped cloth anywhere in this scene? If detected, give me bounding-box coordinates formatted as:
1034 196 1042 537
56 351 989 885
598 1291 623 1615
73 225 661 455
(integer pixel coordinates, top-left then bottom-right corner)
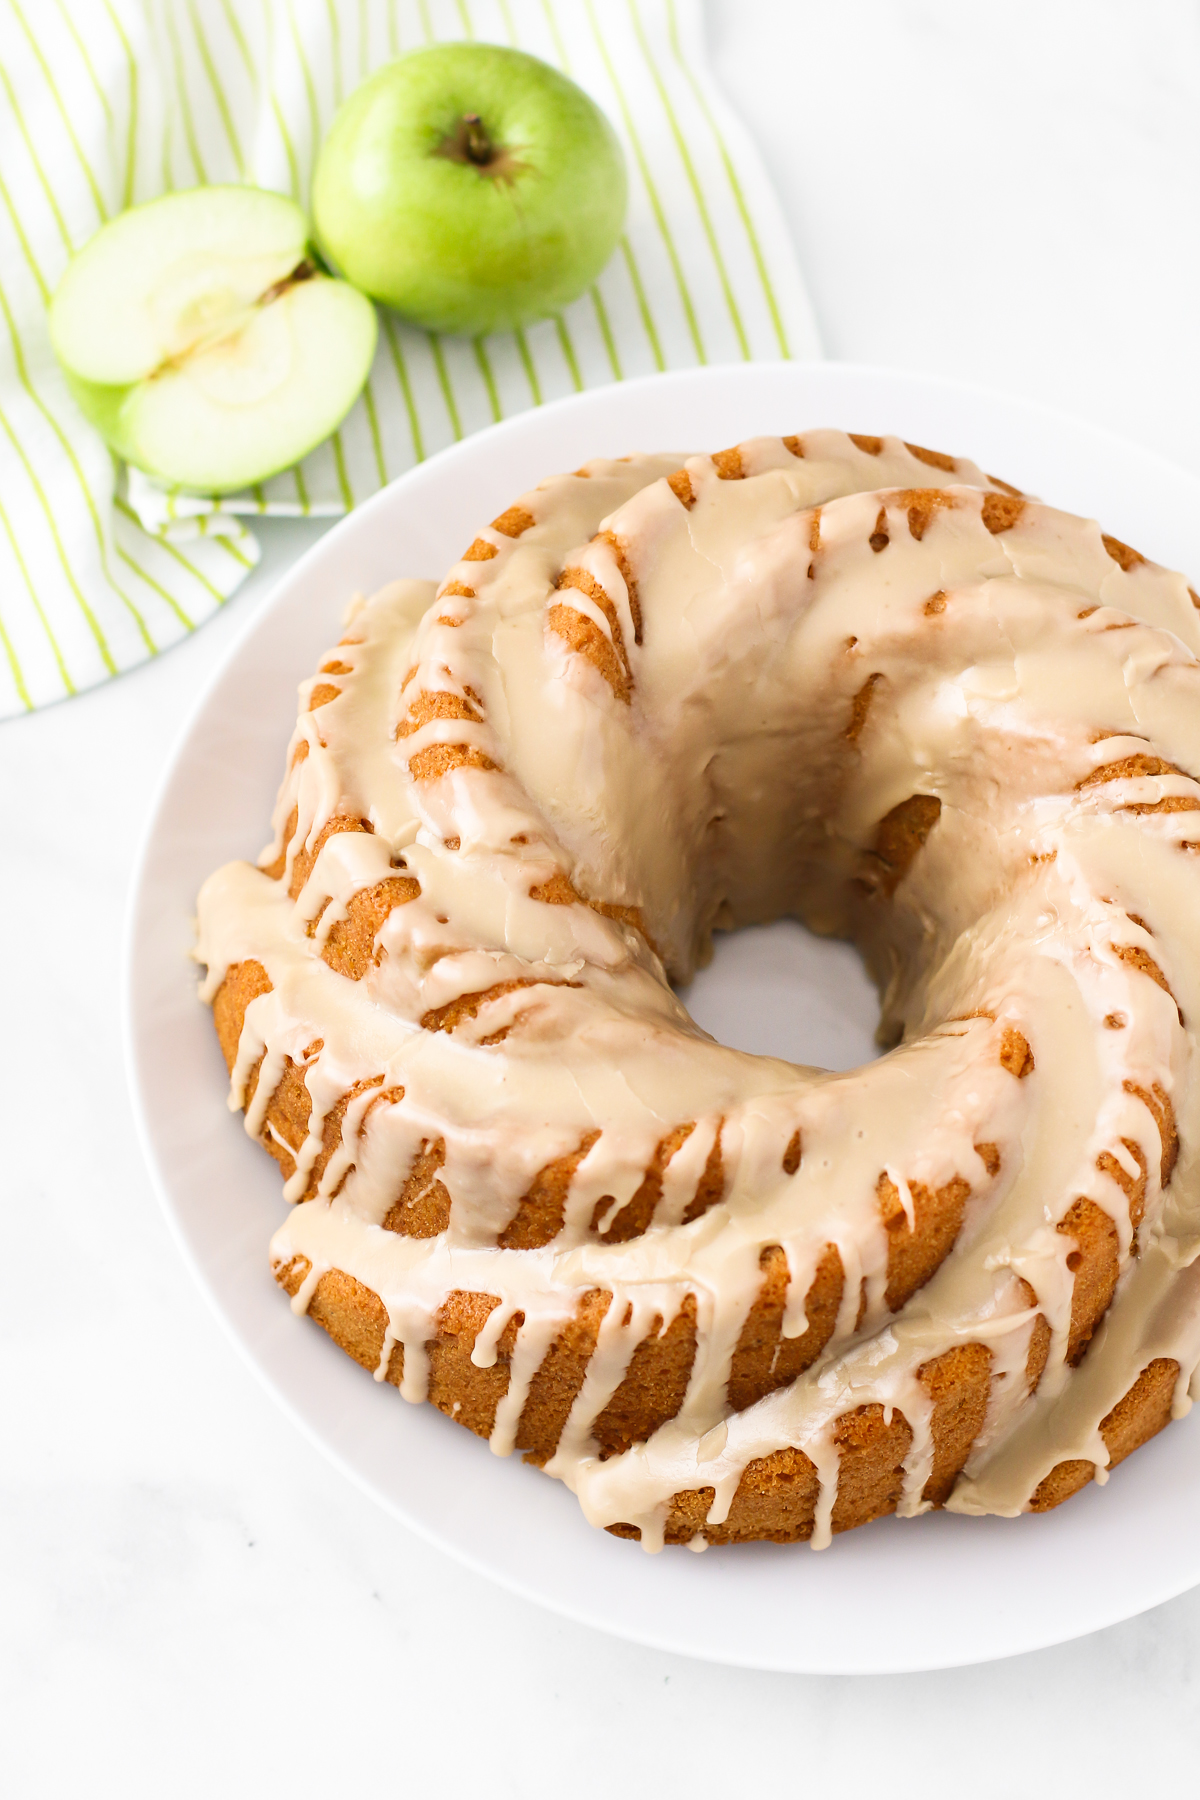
0 0 819 717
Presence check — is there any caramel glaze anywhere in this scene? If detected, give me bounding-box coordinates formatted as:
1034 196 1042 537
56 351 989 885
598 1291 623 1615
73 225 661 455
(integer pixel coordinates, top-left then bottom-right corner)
196 431 1200 1548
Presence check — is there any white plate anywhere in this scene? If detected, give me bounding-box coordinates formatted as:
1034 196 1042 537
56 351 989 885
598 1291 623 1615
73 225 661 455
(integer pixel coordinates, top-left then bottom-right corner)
125 363 1200 1674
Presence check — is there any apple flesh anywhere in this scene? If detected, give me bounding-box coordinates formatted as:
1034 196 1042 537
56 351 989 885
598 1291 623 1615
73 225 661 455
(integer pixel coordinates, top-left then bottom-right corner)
50 186 377 494
311 43 628 336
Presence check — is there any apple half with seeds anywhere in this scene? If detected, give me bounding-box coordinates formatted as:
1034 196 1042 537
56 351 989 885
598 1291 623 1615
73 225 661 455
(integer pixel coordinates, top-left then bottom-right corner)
50 185 377 494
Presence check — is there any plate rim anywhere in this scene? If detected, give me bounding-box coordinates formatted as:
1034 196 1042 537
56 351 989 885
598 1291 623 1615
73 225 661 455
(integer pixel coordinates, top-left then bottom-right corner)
124 360 1200 1674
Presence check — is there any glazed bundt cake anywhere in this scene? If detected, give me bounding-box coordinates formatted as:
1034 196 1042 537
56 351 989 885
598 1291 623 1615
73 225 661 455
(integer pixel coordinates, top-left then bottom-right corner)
196 429 1200 1549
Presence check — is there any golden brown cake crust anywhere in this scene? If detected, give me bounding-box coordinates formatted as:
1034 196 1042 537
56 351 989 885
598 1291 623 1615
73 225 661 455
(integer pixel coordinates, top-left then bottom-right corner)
1029 1358 1180 1512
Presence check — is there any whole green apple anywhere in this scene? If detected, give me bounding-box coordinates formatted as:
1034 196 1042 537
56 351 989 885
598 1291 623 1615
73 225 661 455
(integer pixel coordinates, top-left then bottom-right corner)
311 43 627 336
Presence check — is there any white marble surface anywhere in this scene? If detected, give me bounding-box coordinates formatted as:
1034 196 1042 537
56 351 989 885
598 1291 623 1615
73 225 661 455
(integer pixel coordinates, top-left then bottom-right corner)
7 3 1200 1791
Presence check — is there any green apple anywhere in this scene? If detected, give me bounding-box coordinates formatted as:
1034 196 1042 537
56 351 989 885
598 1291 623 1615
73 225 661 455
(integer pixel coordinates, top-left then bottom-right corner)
311 43 627 336
49 185 377 494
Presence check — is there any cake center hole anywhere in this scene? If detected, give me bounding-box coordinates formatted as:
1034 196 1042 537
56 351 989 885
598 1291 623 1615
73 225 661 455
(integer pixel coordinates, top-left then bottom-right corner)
675 919 881 1072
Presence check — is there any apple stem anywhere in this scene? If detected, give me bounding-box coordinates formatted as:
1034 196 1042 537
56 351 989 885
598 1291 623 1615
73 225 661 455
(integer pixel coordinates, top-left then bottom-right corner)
436 112 519 181
259 259 316 307
461 113 494 166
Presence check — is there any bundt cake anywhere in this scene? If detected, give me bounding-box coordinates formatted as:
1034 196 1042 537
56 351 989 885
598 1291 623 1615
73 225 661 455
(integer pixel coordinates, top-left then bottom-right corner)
196 429 1200 1549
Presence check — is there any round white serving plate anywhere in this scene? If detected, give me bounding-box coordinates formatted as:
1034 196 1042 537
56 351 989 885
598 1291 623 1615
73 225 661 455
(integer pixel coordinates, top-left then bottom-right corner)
126 362 1200 1674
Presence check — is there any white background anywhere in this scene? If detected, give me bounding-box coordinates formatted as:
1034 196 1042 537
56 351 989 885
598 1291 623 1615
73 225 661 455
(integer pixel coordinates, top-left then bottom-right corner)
6 2 1200 1792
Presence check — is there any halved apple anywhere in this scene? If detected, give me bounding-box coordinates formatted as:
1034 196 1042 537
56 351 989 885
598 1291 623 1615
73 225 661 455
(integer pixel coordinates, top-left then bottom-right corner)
50 185 377 494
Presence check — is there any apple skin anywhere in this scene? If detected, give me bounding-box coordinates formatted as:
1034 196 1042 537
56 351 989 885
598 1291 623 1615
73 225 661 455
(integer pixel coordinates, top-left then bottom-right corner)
311 43 627 336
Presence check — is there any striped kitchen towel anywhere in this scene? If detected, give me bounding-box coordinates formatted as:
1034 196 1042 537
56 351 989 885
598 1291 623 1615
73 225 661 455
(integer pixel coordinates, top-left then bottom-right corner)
0 0 819 717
